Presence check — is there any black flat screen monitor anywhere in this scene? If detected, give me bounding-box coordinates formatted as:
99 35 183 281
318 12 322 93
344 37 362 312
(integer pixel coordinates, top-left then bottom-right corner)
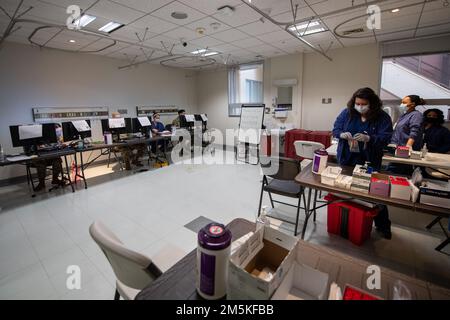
10 123 58 148
62 120 92 141
132 117 152 134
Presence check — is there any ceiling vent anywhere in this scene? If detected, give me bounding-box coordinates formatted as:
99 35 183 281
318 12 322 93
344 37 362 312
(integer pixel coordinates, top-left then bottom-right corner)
342 28 365 35
217 5 234 16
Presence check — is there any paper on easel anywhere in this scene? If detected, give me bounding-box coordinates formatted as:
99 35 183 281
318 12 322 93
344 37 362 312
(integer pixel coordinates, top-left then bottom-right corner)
18 125 42 140
201 114 208 122
138 117 151 127
108 118 125 129
72 120 91 132
185 115 195 122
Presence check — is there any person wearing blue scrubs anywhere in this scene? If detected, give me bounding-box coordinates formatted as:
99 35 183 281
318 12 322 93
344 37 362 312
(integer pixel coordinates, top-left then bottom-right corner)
391 95 425 151
151 112 167 153
423 109 450 154
333 87 394 239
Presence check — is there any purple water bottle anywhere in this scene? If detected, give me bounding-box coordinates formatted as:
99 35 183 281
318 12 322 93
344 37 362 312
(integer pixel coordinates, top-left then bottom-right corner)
196 223 232 300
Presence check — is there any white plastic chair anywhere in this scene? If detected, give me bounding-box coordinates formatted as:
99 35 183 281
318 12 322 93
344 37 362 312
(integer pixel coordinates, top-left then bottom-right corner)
294 141 326 223
89 221 162 300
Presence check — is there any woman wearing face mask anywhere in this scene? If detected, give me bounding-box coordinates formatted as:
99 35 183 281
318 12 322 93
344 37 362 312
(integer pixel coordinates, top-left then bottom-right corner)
333 88 394 239
391 95 425 151
151 112 167 154
423 109 450 154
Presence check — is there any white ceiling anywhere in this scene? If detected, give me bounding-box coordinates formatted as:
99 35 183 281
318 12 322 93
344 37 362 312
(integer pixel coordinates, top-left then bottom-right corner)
1 0 450 69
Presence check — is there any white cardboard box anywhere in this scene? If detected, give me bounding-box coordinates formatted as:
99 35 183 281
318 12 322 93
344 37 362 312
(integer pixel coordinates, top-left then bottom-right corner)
419 180 450 209
271 262 329 300
320 167 342 187
227 226 298 300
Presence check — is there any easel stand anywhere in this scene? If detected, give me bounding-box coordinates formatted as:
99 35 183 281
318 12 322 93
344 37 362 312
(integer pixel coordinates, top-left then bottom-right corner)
236 142 260 165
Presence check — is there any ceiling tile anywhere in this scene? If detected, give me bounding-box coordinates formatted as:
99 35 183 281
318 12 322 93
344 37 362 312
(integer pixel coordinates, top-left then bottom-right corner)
211 28 249 42
163 26 201 41
190 35 224 48
184 16 231 35
108 0 175 14
244 0 308 17
178 0 241 15
86 0 145 25
232 37 266 49
237 19 282 36
150 1 207 26
212 3 261 27
128 14 179 34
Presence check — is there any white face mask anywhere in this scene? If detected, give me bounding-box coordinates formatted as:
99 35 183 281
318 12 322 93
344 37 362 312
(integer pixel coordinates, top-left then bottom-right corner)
355 104 370 114
399 103 408 114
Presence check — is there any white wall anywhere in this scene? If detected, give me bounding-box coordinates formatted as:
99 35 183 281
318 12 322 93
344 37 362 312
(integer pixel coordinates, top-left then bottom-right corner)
197 44 380 139
301 44 381 130
0 42 198 179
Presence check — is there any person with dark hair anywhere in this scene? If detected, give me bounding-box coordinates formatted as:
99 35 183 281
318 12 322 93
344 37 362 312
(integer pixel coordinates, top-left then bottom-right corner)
391 95 425 151
333 87 393 170
172 109 186 128
423 109 450 154
333 87 394 239
150 112 167 153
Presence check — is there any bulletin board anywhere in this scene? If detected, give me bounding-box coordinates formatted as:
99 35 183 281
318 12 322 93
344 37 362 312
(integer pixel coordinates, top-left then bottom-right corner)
32 107 109 123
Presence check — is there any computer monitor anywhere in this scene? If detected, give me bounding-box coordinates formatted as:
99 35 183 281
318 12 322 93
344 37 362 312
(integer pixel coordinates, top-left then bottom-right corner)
9 123 58 148
180 115 195 128
131 117 152 135
101 118 133 141
194 114 208 123
62 120 92 141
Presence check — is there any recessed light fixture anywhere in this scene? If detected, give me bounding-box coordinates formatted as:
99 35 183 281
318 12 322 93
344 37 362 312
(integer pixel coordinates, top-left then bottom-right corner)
74 14 96 28
391 8 400 13
98 21 124 33
171 11 188 19
191 49 219 57
288 21 326 36
69 39 76 43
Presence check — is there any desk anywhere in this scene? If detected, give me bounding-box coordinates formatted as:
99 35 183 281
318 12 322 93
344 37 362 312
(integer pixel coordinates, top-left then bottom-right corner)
135 218 255 300
136 218 450 300
383 152 450 170
0 148 76 194
73 135 172 189
295 163 450 250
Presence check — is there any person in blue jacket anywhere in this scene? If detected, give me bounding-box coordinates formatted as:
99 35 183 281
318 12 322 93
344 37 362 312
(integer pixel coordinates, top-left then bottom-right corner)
423 109 450 154
151 112 167 153
391 95 424 151
333 87 394 239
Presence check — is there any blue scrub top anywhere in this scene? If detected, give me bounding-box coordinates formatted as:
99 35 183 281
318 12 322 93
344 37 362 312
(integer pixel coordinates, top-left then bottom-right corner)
332 109 393 171
151 121 165 133
391 110 423 151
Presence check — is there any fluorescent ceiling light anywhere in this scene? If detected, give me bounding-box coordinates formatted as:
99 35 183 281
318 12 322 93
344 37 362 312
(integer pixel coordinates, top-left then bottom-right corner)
288 21 320 32
69 39 76 43
191 49 207 55
74 14 96 28
99 22 124 33
203 51 219 57
288 21 325 36
391 8 400 13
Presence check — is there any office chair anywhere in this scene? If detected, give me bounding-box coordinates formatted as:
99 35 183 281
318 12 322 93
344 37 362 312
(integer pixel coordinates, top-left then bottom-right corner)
294 141 326 223
89 221 163 300
257 156 308 238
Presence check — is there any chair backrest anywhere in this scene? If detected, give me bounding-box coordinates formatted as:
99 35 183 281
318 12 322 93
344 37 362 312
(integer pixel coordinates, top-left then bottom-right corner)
89 221 160 290
294 141 325 160
261 157 301 181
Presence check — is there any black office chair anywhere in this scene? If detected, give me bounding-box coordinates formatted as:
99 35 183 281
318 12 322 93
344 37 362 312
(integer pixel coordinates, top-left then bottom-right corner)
257 157 308 238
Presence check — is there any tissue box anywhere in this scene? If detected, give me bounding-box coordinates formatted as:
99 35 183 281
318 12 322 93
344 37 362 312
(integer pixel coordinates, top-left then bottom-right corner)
228 226 298 300
271 262 329 300
369 174 390 197
419 180 450 209
395 146 410 158
321 167 342 187
335 175 353 190
410 150 422 160
351 165 372 194
389 176 412 201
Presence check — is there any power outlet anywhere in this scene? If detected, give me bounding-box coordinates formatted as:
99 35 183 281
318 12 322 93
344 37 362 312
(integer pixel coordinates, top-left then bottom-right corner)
322 98 332 104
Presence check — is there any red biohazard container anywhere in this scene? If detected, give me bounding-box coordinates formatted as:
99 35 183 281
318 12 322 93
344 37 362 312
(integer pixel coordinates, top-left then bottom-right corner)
324 194 379 246
307 131 333 149
284 129 311 159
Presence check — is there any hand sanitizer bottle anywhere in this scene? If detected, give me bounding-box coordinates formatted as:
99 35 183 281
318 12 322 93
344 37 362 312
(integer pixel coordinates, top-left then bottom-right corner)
0 144 5 161
421 143 428 158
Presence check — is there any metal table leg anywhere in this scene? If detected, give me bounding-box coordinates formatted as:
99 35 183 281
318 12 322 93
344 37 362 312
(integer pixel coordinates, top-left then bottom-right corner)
63 155 75 193
301 187 313 239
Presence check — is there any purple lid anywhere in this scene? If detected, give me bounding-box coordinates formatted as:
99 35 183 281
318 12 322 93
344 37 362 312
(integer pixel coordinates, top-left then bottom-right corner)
198 223 232 251
314 148 328 156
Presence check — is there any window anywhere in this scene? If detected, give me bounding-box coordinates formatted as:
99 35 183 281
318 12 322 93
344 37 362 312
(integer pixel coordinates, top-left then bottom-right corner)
228 63 264 117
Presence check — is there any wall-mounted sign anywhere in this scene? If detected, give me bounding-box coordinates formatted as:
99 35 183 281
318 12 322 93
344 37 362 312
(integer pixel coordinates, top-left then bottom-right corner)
33 107 109 123
137 106 179 116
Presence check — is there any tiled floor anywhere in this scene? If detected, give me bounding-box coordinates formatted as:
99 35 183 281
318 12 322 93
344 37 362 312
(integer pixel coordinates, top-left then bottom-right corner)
0 150 449 299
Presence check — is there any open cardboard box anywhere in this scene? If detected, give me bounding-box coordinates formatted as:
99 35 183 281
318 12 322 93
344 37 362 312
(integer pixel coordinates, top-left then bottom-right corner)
271 262 329 300
227 226 298 300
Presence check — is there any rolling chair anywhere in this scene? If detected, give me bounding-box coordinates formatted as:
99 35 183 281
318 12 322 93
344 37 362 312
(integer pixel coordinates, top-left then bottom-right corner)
294 141 326 223
89 221 163 300
257 157 308 238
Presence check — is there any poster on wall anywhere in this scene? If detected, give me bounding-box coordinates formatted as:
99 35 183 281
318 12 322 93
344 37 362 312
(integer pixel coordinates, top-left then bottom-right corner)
32 107 109 123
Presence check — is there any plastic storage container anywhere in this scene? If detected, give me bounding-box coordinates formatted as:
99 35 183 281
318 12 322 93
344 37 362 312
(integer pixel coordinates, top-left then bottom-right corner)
325 194 379 246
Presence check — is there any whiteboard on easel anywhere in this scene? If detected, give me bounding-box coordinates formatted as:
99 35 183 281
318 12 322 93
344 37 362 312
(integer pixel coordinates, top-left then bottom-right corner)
238 104 265 145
